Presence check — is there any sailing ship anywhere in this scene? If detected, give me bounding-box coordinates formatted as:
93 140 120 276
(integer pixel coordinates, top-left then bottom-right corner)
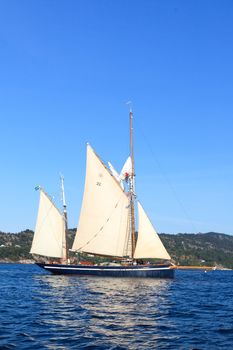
30 110 174 278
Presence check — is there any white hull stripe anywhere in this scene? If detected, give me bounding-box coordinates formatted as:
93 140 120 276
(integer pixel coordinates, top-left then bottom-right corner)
44 266 171 271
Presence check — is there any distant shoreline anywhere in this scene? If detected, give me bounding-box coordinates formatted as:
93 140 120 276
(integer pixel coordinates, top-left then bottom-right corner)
1 230 233 269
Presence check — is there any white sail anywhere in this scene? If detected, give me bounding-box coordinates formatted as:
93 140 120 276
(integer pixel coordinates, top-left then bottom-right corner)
108 161 124 190
108 161 120 181
134 202 171 260
30 189 66 258
72 144 130 257
120 156 132 180
108 157 132 190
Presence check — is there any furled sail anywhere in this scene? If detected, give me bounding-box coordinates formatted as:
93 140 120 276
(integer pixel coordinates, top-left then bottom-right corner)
30 189 66 258
134 202 171 260
72 144 130 257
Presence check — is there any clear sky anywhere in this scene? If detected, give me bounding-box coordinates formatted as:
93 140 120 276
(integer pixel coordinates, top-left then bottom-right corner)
0 0 233 234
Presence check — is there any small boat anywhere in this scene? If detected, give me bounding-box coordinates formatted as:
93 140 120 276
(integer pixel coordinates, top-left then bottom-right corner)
30 109 174 278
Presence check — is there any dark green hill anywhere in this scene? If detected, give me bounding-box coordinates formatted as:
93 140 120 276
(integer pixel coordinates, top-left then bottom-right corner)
0 230 232 268
0 229 76 263
161 232 233 269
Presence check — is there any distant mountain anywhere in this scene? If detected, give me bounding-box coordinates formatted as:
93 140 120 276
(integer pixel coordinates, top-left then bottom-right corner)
0 230 232 268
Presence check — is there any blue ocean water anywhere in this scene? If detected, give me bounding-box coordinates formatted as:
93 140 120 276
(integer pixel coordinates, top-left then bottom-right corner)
0 264 232 350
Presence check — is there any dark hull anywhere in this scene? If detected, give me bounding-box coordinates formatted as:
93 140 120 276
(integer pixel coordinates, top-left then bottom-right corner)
36 263 175 278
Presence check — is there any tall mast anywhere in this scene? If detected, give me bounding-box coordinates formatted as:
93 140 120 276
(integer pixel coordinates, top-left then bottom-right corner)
129 108 136 258
60 174 69 263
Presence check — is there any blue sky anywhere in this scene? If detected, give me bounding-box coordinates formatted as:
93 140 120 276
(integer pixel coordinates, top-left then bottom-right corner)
0 0 233 234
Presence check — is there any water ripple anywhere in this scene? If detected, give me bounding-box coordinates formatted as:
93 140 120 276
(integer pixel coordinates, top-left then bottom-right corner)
0 264 233 349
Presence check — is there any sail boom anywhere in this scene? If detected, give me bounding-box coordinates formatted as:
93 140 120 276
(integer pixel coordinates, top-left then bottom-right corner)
74 250 129 259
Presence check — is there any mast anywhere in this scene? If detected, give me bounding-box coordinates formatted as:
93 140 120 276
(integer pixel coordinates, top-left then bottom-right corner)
60 174 69 263
129 107 136 258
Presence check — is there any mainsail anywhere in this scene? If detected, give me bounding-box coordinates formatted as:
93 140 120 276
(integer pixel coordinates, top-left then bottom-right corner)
134 202 171 260
30 189 66 258
72 144 131 257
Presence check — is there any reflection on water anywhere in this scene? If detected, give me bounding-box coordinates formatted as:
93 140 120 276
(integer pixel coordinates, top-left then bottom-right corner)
0 264 233 350
33 274 175 349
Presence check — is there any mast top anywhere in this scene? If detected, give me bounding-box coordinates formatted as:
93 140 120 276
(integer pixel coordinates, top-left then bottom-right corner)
126 100 132 113
60 173 67 209
129 106 136 258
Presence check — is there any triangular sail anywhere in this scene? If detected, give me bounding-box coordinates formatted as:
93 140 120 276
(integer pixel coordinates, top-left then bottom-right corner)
108 161 120 181
72 144 130 257
134 202 171 260
108 161 124 190
30 189 66 258
108 156 132 190
120 156 132 180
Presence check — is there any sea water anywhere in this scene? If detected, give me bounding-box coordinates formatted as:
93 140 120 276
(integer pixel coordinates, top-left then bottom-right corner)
0 264 232 349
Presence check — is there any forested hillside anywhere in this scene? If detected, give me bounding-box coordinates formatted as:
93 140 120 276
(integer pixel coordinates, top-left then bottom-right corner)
0 230 232 268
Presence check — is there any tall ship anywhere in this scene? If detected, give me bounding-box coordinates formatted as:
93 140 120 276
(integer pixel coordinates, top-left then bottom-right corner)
30 110 174 278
